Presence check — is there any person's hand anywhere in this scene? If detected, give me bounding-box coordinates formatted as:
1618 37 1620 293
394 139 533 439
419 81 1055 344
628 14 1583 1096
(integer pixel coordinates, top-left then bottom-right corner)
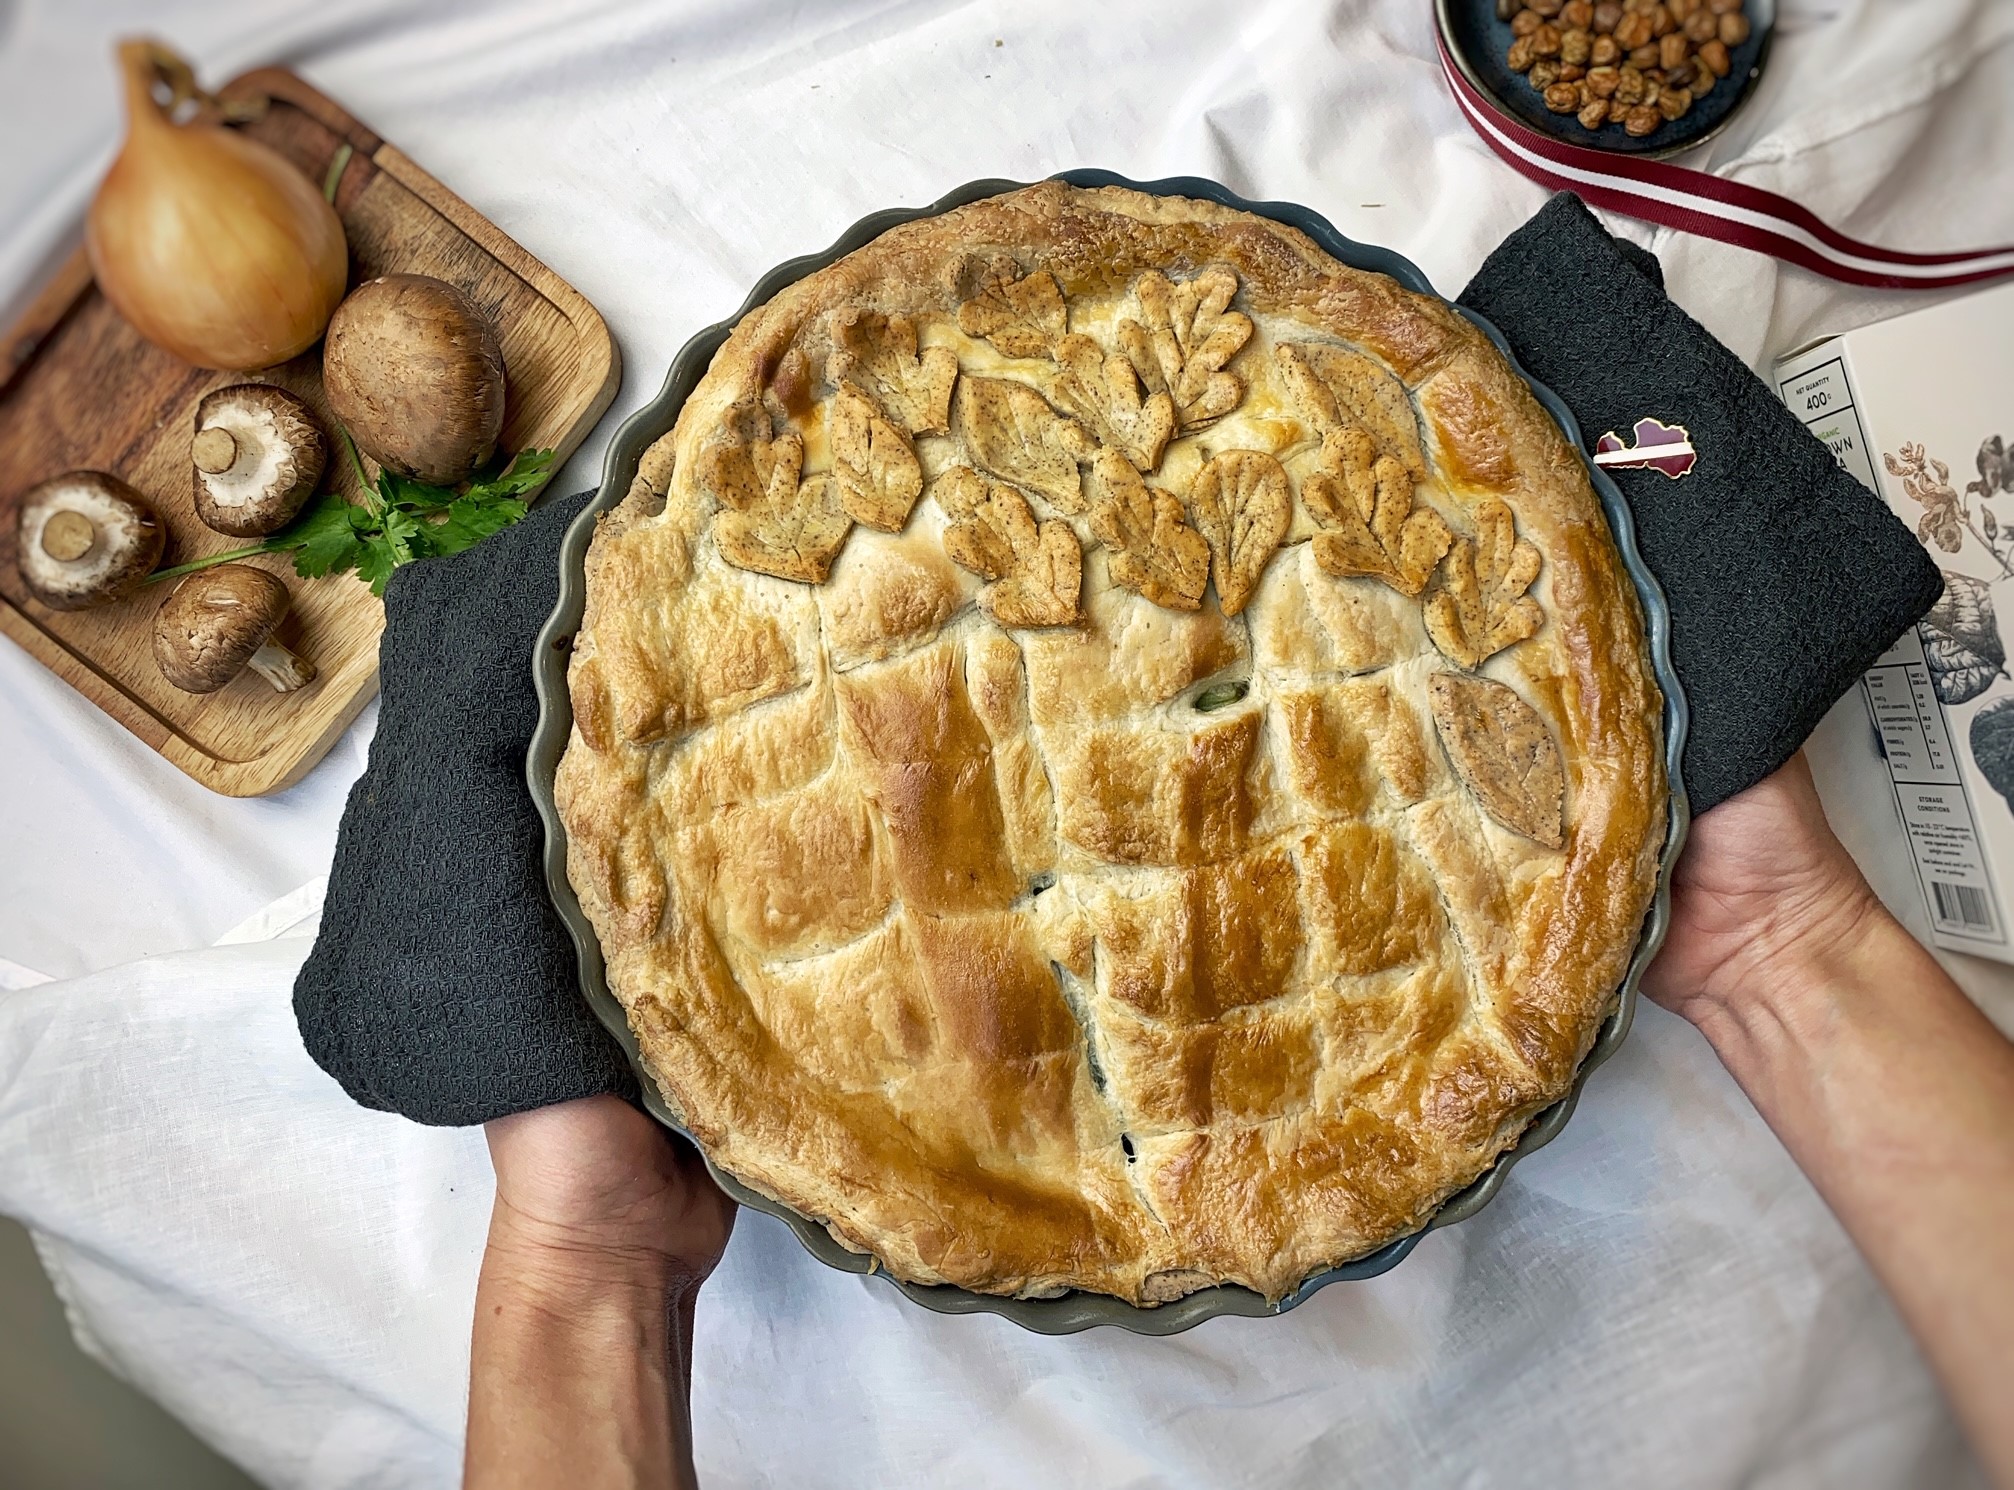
469 1099 734 1489
483 1094 735 1295
1639 758 2014 1489
1643 752 1886 1028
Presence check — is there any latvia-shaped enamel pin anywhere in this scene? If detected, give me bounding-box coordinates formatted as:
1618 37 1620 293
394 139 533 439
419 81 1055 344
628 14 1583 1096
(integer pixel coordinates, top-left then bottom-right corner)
1592 417 1697 479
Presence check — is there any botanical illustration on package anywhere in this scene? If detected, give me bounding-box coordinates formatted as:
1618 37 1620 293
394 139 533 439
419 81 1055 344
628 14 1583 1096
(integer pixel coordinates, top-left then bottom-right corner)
1890 436 2014 809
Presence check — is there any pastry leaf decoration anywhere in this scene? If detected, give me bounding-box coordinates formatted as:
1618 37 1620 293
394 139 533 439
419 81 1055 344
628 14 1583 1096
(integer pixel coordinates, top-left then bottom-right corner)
711 424 853 584
956 267 1067 359
1275 342 1426 478
1055 332 1177 472
934 466 1082 628
1087 448 1211 611
953 375 1098 514
1118 268 1253 430
695 403 803 514
1428 673 1565 849
830 386 924 532
829 309 958 436
1303 428 1452 597
1188 449 1290 616
1424 498 1544 668
1922 572 2008 706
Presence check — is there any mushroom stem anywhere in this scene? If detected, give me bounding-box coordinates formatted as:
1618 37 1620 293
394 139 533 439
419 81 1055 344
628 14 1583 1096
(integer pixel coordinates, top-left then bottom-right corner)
247 639 316 692
191 426 239 474
40 510 98 562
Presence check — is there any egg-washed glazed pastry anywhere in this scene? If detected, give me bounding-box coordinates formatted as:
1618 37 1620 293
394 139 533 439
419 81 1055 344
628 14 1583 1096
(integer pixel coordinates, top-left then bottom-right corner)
554 182 1666 1306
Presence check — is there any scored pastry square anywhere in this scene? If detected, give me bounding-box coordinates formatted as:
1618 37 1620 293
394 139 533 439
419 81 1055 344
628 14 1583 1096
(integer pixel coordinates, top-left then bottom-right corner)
555 183 1666 1305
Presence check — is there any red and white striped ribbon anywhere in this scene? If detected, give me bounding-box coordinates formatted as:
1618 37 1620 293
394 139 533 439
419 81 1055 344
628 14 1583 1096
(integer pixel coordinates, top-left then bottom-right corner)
1437 30 2014 290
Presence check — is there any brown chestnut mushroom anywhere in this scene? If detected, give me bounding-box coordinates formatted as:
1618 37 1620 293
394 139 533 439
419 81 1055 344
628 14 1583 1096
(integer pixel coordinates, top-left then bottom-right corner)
191 384 328 536
323 274 505 486
15 471 165 610
153 564 316 694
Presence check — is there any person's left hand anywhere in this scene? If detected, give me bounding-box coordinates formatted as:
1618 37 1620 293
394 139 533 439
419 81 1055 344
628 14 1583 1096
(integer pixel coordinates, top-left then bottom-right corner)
484 1094 735 1293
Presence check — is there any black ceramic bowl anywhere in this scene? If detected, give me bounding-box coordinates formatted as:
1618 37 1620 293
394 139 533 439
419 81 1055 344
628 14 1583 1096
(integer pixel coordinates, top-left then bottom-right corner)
1439 0 1774 159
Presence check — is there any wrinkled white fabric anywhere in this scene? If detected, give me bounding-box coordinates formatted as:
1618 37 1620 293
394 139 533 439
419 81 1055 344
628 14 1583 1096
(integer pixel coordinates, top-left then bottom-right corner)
1 1 2010 1485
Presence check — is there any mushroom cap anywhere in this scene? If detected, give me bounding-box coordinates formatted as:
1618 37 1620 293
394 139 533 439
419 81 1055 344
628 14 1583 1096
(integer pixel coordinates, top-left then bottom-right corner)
191 383 328 537
152 563 292 693
323 274 506 486
15 471 165 611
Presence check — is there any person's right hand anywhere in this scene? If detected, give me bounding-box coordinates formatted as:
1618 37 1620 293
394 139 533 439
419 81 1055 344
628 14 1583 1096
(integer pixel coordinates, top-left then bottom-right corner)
1643 751 1886 1029
1639 756 2014 1490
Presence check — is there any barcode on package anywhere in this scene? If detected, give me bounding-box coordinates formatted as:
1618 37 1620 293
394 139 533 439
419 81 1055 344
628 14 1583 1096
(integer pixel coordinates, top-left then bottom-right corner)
1864 629 2007 946
1930 881 1995 932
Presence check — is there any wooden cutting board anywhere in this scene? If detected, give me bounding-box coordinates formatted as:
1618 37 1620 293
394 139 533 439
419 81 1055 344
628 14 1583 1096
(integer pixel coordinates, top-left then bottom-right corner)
0 68 619 796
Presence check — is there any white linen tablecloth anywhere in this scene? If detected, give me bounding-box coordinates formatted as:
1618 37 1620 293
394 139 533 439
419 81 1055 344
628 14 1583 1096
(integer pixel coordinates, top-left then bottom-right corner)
2 1 2012 1484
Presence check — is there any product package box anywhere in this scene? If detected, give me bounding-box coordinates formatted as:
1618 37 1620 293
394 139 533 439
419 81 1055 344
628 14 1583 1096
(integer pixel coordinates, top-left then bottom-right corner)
1776 278 2014 963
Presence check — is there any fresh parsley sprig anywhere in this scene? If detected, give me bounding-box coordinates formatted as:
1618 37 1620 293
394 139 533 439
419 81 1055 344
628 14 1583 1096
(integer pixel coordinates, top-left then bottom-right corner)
148 431 555 596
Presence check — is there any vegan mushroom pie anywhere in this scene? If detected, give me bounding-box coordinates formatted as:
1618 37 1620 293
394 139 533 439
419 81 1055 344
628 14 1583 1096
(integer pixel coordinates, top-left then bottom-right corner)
554 183 1666 1305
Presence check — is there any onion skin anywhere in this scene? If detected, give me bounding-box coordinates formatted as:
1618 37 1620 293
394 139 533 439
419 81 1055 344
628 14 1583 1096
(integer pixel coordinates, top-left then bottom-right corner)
86 40 348 371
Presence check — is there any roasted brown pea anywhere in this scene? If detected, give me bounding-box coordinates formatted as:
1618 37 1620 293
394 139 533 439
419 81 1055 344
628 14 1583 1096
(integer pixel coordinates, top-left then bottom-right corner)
1507 0 1744 136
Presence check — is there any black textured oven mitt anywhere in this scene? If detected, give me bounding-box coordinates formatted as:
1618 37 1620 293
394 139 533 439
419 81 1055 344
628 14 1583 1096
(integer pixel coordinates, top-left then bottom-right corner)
293 490 634 1126
1458 192 1942 812
293 191 1943 1126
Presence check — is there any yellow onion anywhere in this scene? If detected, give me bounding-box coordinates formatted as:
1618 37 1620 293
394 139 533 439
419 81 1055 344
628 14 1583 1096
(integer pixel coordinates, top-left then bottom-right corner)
86 40 348 371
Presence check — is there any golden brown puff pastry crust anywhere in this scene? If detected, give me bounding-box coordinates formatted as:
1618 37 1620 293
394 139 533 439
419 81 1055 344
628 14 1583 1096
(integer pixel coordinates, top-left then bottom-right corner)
555 183 1665 1305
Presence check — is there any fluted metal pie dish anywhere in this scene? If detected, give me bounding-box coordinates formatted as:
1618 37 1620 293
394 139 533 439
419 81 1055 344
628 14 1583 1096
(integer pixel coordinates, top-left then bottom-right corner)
526 169 1690 1336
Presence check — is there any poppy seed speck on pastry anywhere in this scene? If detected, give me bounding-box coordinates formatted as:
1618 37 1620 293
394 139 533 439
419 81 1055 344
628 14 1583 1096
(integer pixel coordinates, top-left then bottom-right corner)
553 182 1666 1306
